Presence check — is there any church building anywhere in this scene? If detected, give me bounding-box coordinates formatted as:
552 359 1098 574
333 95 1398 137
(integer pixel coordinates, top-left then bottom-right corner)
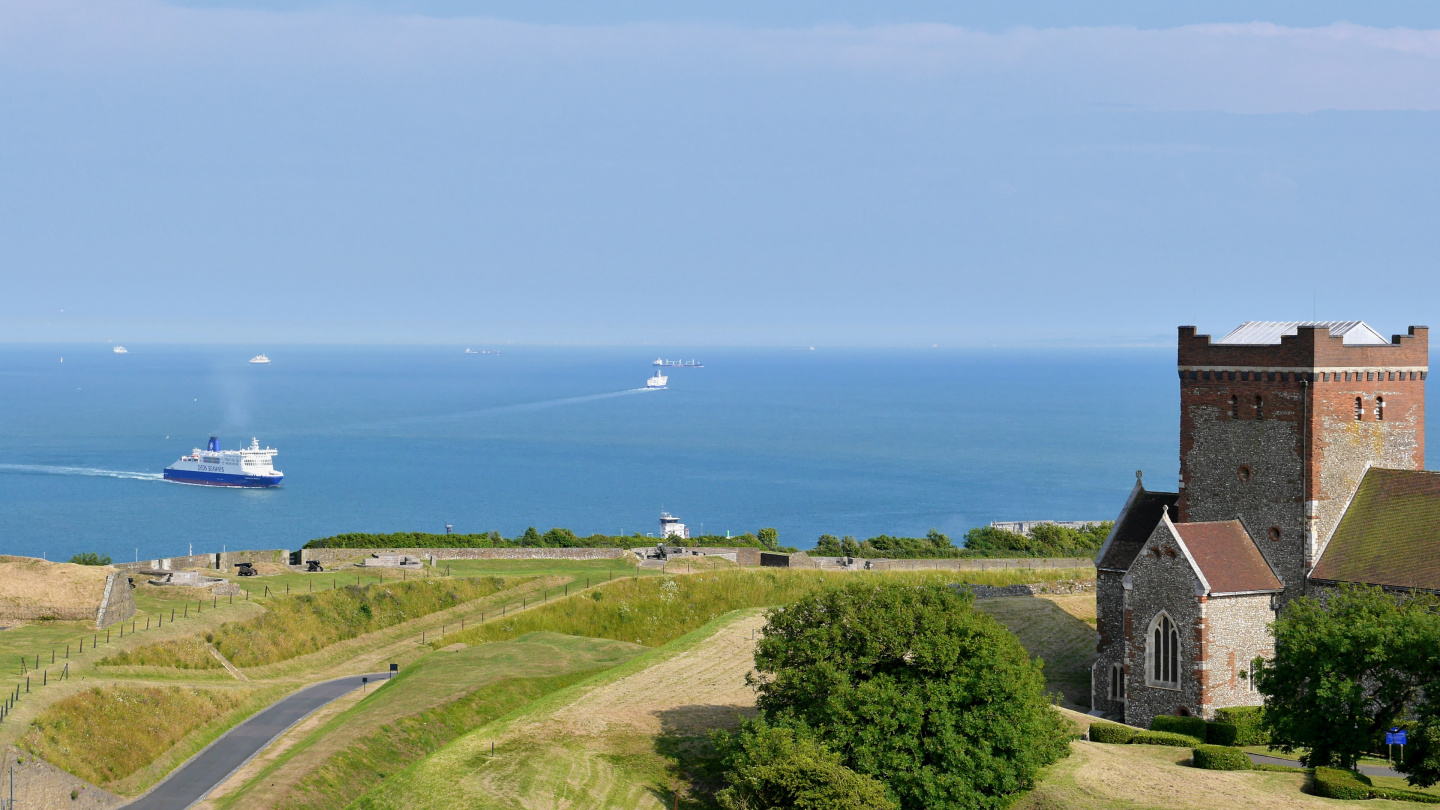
1092 321 1430 726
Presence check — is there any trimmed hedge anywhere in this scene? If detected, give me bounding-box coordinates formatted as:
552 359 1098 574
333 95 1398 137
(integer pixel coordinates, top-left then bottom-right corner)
1131 730 1205 747
1213 706 1268 746
1088 723 1136 744
1152 715 1208 740
1205 722 1239 746
1313 766 1440 804
1191 745 1251 771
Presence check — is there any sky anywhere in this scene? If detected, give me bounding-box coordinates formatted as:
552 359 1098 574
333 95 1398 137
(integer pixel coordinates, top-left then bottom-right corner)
3 1 1440 346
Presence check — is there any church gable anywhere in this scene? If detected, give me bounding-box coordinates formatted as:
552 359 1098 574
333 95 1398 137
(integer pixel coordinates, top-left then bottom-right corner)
1311 468 1440 592
1095 477 1179 573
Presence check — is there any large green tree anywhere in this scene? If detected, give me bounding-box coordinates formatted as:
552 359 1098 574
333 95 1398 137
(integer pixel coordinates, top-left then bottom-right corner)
1256 585 1440 771
715 721 898 810
749 581 1069 810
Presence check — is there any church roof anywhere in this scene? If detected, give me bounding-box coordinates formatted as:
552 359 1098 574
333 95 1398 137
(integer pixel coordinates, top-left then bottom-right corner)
1311 468 1440 591
1096 486 1179 572
1214 321 1389 346
1172 520 1283 595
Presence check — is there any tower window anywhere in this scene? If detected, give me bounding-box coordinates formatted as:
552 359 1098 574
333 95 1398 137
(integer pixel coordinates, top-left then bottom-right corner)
1377 397 1385 421
1268 527 1281 542
1255 396 1264 421
1109 664 1126 702
1356 397 1364 421
1230 396 1239 419
1147 613 1181 689
1237 466 1252 483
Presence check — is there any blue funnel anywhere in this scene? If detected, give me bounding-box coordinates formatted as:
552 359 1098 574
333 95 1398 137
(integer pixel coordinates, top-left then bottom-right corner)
207 437 220 452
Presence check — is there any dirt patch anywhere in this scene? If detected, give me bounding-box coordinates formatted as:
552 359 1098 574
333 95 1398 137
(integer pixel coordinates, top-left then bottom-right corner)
0 556 113 617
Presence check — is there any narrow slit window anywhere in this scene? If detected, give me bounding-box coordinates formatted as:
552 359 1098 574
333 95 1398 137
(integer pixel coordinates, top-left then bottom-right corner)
1377 397 1385 421
1255 396 1264 421
1356 397 1364 421
1230 396 1239 419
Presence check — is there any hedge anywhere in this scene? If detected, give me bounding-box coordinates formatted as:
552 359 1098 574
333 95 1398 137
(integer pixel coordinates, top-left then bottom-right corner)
1191 745 1251 771
1131 730 1205 747
1152 715 1208 740
1205 722 1239 746
1313 766 1440 804
1213 706 1268 746
1088 723 1136 744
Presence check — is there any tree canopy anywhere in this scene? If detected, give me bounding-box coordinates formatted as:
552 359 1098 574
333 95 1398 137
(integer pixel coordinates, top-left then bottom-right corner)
747 581 1070 809
68 552 112 566
714 721 898 810
1256 585 1440 773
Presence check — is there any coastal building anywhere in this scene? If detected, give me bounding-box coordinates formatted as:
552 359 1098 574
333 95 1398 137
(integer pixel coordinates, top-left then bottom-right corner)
660 512 689 540
1093 322 1429 726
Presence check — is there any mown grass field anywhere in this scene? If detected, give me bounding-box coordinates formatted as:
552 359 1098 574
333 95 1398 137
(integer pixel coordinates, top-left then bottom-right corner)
975 594 1099 708
212 632 646 809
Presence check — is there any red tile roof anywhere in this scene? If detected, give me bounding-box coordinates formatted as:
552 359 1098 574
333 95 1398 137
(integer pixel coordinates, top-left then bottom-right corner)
1173 520 1282 595
1311 468 1440 591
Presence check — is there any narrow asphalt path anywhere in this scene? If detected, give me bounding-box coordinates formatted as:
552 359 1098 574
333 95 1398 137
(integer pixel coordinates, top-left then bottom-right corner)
123 672 388 810
1247 752 1403 778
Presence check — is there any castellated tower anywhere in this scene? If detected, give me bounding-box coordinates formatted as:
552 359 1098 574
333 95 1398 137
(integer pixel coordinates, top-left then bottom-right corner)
1177 322 1427 603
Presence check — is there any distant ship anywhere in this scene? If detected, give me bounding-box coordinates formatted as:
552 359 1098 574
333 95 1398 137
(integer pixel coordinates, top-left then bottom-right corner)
647 371 668 389
113 346 128 354
164 437 283 487
464 349 499 355
249 354 270 365
652 358 702 368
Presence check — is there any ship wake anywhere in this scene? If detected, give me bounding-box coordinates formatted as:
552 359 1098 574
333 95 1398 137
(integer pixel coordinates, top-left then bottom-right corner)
0 463 164 481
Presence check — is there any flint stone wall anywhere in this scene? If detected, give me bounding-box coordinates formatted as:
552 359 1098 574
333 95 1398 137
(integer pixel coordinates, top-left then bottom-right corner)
1092 569 1127 718
1202 594 1274 712
1123 520 1203 729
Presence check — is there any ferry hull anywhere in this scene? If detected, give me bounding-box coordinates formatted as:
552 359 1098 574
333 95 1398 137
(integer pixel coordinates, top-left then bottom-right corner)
163 469 283 488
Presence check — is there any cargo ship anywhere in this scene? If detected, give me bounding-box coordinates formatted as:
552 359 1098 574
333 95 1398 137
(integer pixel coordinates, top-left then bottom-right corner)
164 437 284 487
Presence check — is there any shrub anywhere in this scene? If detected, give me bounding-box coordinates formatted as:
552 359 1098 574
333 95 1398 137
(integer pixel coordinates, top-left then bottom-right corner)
1151 715 1207 740
751 581 1070 810
1312 767 1372 800
1213 706 1268 746
1205 722 1239 746
68 552 112 566
1130 730 1204 747
1191 745 1251 771
714 721 899 810
1088 723 1136 744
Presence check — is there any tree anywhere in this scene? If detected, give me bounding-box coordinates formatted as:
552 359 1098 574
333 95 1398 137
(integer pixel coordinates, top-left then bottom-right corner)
840 536 861 557
715 721 898 810
750 581 1070 810
815 535 842 556
757 528 780 552
68 552 112 566
1255 585 1440 770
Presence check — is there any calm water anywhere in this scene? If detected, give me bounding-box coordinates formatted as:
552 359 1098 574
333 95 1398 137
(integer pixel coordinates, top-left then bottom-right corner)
0 345 1182 562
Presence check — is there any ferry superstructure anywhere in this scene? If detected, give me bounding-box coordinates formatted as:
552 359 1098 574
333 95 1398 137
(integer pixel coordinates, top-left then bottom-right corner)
652 358 702 368
646 371 668 389
249 354 270 365
113 346 128 354
164 437 283 487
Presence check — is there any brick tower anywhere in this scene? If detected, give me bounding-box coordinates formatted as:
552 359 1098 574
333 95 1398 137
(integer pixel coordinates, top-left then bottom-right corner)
1177 322 1427 602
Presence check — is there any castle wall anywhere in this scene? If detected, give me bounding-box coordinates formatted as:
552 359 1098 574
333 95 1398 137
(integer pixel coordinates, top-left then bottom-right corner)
1199 594 1274 714
1123 521 1203 729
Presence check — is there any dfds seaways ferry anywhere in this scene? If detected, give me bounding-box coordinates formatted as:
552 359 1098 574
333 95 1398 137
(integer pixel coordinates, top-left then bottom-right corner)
164 437 284 487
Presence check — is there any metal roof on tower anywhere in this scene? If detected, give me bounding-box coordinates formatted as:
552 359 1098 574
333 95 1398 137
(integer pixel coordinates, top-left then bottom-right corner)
1214 321 1389 346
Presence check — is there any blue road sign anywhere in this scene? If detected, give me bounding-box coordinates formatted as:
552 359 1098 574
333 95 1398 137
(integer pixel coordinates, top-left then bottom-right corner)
1387 729 1408 745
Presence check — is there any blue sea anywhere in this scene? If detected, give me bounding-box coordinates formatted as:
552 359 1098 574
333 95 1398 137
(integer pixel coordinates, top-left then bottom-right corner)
0 345 1183 563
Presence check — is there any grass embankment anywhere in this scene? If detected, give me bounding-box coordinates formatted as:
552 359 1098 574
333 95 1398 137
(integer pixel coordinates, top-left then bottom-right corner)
101 576 514 669
216 633 645 810
434 567 1094 650
22 684 253 786
975 593 1100 708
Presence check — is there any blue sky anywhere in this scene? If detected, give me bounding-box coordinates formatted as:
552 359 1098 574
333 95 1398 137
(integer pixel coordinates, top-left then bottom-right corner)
4 1 1440 346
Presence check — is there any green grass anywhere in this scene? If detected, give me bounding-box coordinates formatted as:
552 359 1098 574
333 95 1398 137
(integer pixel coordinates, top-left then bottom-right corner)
433 567 1094 650
101 576 516 669
21 683 253 786
974 596 1100 709
217 632 646 810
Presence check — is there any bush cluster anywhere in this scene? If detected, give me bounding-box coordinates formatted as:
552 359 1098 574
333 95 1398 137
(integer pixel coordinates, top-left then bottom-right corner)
1088 723 1136 744
962 523 1112 557
68 552 112 566
1312 767 1440 803
1191 745 1251 771
1213 706 1268 746
304 528 793 552
1151 715 1208 740
1130 730 1205 747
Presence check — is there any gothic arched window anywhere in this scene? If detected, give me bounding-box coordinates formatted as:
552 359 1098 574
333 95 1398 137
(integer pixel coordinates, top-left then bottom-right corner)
1377 397 1385 421
1110 663 1126 701
1147 613 1181 689
1355 397 1364 421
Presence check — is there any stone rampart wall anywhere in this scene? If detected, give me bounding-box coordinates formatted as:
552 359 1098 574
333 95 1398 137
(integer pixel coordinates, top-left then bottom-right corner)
95 572 136 628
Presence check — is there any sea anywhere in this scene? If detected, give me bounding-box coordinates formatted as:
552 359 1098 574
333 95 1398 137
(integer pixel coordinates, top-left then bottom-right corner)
0 344 1187 564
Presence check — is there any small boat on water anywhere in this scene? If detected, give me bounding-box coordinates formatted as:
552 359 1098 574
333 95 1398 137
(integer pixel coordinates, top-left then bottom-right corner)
249 354 271 365
113 346 128 354
647 371 668 390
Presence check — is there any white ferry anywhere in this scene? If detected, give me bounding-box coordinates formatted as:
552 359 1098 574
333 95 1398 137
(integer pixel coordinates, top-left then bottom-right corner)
164 437 283 487
113 346 128 354
647 371 668 389
249 354 271 365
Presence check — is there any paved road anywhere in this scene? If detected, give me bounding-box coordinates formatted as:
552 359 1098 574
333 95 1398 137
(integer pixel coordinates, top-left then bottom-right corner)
1247 752 1402 778
123 673 387 810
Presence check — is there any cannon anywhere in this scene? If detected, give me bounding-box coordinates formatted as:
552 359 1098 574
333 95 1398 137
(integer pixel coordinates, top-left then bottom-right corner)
235 562 258 577
305 560 325 573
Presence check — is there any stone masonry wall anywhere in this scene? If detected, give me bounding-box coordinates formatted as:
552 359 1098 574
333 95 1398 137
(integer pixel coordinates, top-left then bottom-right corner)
1200 593 1274 714
1092 569 1126 718
94 572 136 629
1123 520 1203 729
